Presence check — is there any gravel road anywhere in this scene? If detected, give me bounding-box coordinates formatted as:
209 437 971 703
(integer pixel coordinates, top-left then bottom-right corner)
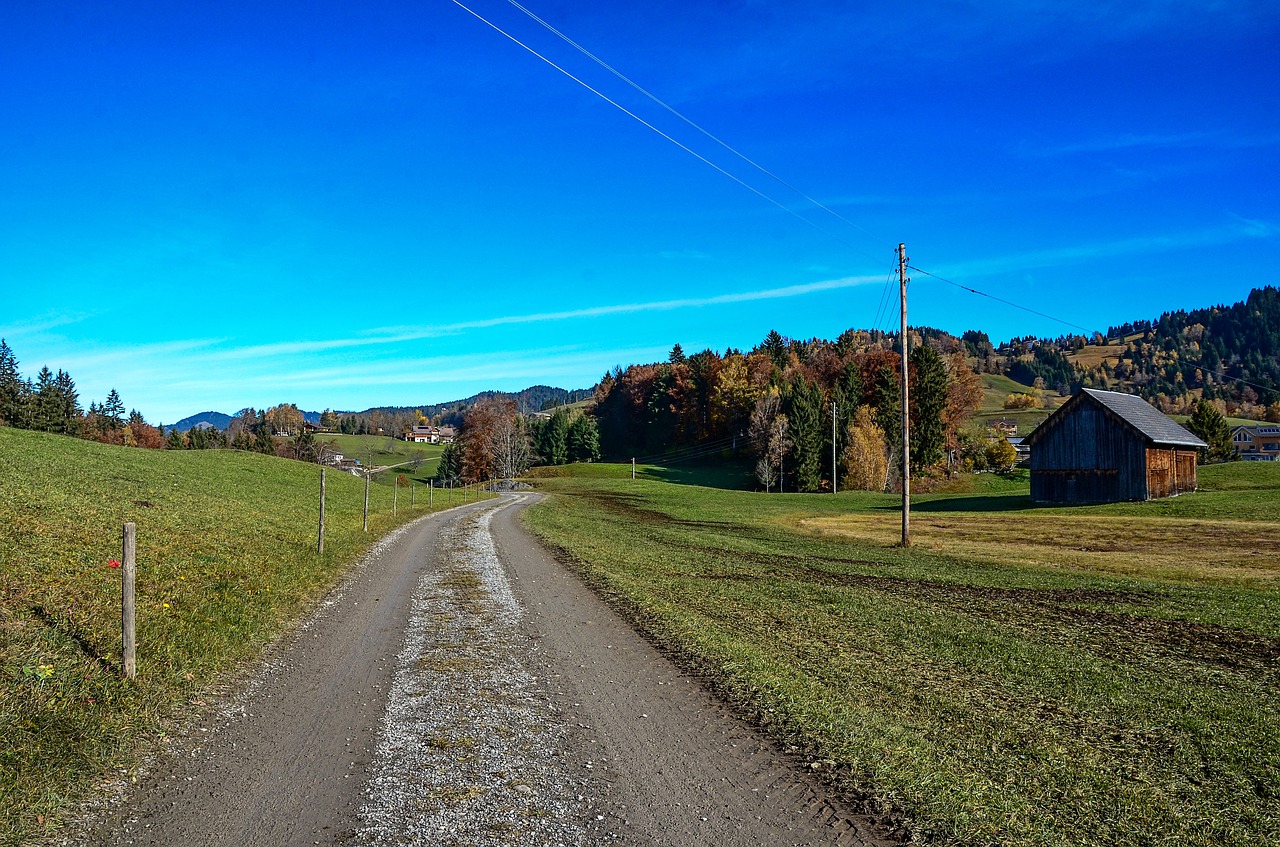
73 494 903 846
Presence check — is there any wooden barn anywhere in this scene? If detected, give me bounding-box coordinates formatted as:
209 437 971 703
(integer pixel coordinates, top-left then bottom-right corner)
1024 389 1208 503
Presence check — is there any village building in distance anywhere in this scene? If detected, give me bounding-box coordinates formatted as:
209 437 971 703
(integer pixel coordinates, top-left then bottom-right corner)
1023 388 1207 504
1231 423 1280 461
403 425 456 445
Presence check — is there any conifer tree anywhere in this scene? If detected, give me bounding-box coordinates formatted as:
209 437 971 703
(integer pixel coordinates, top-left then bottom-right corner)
0 339 23 426
567 413 601 463
909 345 948 470
784 375 823 492
1187 399 1232 462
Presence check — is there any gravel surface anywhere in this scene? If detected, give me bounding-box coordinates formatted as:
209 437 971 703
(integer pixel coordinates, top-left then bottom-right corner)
67 493 905 847
357 505 598 845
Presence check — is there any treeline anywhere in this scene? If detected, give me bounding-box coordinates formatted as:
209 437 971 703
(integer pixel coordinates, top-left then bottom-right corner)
590 330 983 492
1003 285 1280 420
0 339 339 460
433 399 601 484
359 384 592 429
0 339 166 447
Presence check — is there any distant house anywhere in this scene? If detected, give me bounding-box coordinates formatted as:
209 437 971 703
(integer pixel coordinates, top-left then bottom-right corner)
1024 389 1207 503
405 425 435 443
1232 424 1280 461
437 425 457 444
989 419 1018 437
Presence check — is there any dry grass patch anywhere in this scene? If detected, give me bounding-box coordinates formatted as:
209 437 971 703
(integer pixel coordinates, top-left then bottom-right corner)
801 513 1280 587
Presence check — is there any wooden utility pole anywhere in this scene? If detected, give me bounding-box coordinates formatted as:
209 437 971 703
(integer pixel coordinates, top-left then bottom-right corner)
898 242 911 547
831 400 838 495
122 522 137 680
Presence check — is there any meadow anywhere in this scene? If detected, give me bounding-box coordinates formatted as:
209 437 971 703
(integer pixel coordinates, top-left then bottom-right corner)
523 460 1280 847
320 433 444 481
0 428 482 845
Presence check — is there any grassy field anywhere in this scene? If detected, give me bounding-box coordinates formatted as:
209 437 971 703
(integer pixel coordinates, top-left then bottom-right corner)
523 461 1280 847
974 373 1064 430
0 428 485 845
321 433 444 482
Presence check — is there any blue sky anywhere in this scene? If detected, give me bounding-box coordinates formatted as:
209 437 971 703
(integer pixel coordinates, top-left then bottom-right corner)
1 0 1277 424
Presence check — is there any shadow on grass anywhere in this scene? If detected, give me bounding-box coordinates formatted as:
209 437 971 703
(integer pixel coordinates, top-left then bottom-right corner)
873 494 1038 513
30 605 121 678
642 461 755 491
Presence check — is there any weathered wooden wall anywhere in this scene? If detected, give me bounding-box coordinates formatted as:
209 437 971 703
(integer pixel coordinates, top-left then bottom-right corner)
1145 447 1198 499
1029 399 1148 503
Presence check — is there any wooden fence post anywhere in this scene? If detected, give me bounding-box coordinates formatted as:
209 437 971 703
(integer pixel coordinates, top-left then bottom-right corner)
363 471 370 532
429 479 433 508
318 467 326 555
122 522 137 680
393 478 398 515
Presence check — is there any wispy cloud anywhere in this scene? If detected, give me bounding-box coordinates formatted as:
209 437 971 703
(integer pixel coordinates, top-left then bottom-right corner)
194 273 885 362
0 310 94 340
1028 130 1280 158
932 218 1275 278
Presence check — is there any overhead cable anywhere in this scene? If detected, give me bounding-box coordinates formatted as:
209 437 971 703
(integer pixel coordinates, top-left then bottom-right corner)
504 0 888 246
450 0 889 265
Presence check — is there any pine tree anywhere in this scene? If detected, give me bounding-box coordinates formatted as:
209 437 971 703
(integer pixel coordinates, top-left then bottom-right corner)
567 413 601 463
784 375 823 492
909 345 948 470
762 330 788 370
1187 399 1232 462
539 408 569 465
54 370 81 435
32 367 60 432
0 339 23 426
254 426 276 455
102 389 125 429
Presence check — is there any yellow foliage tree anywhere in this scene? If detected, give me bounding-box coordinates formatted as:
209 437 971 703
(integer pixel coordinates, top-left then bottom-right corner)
841 407 888 492
1004 393 1043 410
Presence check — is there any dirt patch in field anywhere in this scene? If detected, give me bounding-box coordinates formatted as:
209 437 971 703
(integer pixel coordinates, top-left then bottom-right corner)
577 490 1280 681
800 568 1280 679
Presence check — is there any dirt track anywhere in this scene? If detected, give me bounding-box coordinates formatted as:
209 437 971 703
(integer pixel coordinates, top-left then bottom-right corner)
75 494 901 846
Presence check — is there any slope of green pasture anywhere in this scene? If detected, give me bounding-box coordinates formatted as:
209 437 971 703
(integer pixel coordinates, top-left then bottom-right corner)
0 428 455 845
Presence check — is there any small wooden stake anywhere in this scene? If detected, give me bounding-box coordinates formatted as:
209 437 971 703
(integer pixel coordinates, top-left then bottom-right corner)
318 468 326 555
122 522 137 680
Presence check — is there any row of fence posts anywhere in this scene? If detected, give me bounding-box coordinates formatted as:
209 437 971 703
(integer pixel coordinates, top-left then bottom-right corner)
316 468 493 553
119 470 496 681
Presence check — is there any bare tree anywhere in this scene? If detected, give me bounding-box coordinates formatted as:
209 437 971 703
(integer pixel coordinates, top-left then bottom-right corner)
492 412 533 480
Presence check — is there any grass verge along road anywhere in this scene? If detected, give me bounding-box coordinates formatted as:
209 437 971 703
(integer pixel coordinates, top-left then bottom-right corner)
523 462 1280 847
0 427 487 846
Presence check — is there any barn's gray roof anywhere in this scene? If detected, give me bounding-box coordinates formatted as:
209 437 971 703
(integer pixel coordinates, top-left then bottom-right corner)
1079 389 1208 448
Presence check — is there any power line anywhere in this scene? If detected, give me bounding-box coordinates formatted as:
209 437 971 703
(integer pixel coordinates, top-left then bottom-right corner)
906 264 1094 335
504 0 888 247
450 0 890 265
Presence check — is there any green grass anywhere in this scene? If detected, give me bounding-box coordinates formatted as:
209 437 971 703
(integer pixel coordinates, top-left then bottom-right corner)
321 433 444 481
0 428 486 845
523 460 1280 847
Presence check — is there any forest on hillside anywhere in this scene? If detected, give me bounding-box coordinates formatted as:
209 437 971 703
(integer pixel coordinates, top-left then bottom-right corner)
998 285 1280 420
4 286 1274 488
587 330 986 492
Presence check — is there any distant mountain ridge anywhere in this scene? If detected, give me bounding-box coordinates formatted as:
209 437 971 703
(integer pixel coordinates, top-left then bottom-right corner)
164 385 591 433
